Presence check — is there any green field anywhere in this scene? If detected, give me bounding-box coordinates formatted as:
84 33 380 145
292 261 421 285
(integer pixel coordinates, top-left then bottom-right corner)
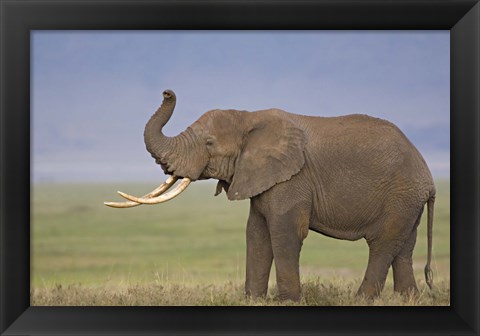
31 180 450 305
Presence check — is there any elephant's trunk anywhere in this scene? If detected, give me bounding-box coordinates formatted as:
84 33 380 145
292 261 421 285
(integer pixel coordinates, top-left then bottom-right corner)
144 90 180 168
143 90 203 179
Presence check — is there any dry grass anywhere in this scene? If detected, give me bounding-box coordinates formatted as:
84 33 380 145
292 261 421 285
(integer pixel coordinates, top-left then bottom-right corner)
31 277 450 306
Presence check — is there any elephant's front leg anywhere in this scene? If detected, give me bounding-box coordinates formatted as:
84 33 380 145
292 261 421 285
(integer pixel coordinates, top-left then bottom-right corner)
269 207 310 301
245 205 273 298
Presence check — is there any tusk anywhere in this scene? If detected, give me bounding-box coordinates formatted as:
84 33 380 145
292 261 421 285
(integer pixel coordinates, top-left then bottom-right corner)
104 175 178 208
117 178 191 204
139 175 179 198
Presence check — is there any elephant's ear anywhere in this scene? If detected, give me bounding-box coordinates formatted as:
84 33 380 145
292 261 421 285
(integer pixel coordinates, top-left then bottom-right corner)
227 115 306 200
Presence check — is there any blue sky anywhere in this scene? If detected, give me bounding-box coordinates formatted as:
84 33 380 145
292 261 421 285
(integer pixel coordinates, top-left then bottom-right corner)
32 31 449 182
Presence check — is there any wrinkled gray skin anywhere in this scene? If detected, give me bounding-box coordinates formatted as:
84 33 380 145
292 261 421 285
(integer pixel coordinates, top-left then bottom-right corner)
145 90 436 301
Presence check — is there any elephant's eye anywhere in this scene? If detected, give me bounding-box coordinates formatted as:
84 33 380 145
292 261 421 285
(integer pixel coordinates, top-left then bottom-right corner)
206 138 214 146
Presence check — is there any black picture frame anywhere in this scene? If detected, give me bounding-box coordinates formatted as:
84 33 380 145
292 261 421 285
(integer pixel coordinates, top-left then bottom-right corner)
1 0 478 335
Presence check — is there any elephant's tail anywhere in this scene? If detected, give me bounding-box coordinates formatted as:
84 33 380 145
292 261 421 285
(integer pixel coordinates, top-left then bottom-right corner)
424 194 435 290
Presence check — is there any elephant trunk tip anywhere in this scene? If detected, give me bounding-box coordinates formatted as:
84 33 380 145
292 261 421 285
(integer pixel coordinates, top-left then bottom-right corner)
163 89 175 100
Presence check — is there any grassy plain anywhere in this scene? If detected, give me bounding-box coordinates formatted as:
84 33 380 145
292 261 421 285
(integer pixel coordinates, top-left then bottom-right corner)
31 179 449 305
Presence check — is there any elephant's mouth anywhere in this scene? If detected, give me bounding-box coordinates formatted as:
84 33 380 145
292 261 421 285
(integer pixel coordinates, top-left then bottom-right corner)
155 157 173 175
160 163 173 175
104 175 191 208
157 155 206 181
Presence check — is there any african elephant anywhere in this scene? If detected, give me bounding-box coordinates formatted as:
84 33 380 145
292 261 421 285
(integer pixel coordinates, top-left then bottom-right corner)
105 89 436 301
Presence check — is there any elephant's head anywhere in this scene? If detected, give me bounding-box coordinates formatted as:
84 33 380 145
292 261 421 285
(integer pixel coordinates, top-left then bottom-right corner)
105 90 306 207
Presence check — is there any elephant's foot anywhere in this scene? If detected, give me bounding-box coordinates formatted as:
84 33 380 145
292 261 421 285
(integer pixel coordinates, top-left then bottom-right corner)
276 281 301 301
274 265 302 301
246 285 302 302
278 291 301 302
356 281 382 300
394 285 419 298
245 283 268 299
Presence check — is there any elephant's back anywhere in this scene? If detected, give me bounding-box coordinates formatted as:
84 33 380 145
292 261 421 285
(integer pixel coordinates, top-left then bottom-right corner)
301 113 431 179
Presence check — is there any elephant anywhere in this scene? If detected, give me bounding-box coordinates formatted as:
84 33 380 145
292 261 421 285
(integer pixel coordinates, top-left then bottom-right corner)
105 89 436 301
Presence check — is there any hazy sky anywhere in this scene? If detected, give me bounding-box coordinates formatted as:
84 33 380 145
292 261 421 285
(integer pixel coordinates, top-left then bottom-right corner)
32 31 449 182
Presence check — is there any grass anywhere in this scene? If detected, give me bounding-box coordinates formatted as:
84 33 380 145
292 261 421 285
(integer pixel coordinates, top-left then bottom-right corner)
31 278 450 306
31 179 450 305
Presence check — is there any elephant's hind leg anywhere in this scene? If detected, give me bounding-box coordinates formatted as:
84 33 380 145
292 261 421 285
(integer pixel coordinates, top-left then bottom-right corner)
357 245 395 299
245 205 273 298
391 229 418 295
358 214 418 299
392 227 420 295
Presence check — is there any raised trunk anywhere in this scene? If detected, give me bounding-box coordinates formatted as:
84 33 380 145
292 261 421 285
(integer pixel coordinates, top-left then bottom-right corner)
144 90 181 166
143 90 202 179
